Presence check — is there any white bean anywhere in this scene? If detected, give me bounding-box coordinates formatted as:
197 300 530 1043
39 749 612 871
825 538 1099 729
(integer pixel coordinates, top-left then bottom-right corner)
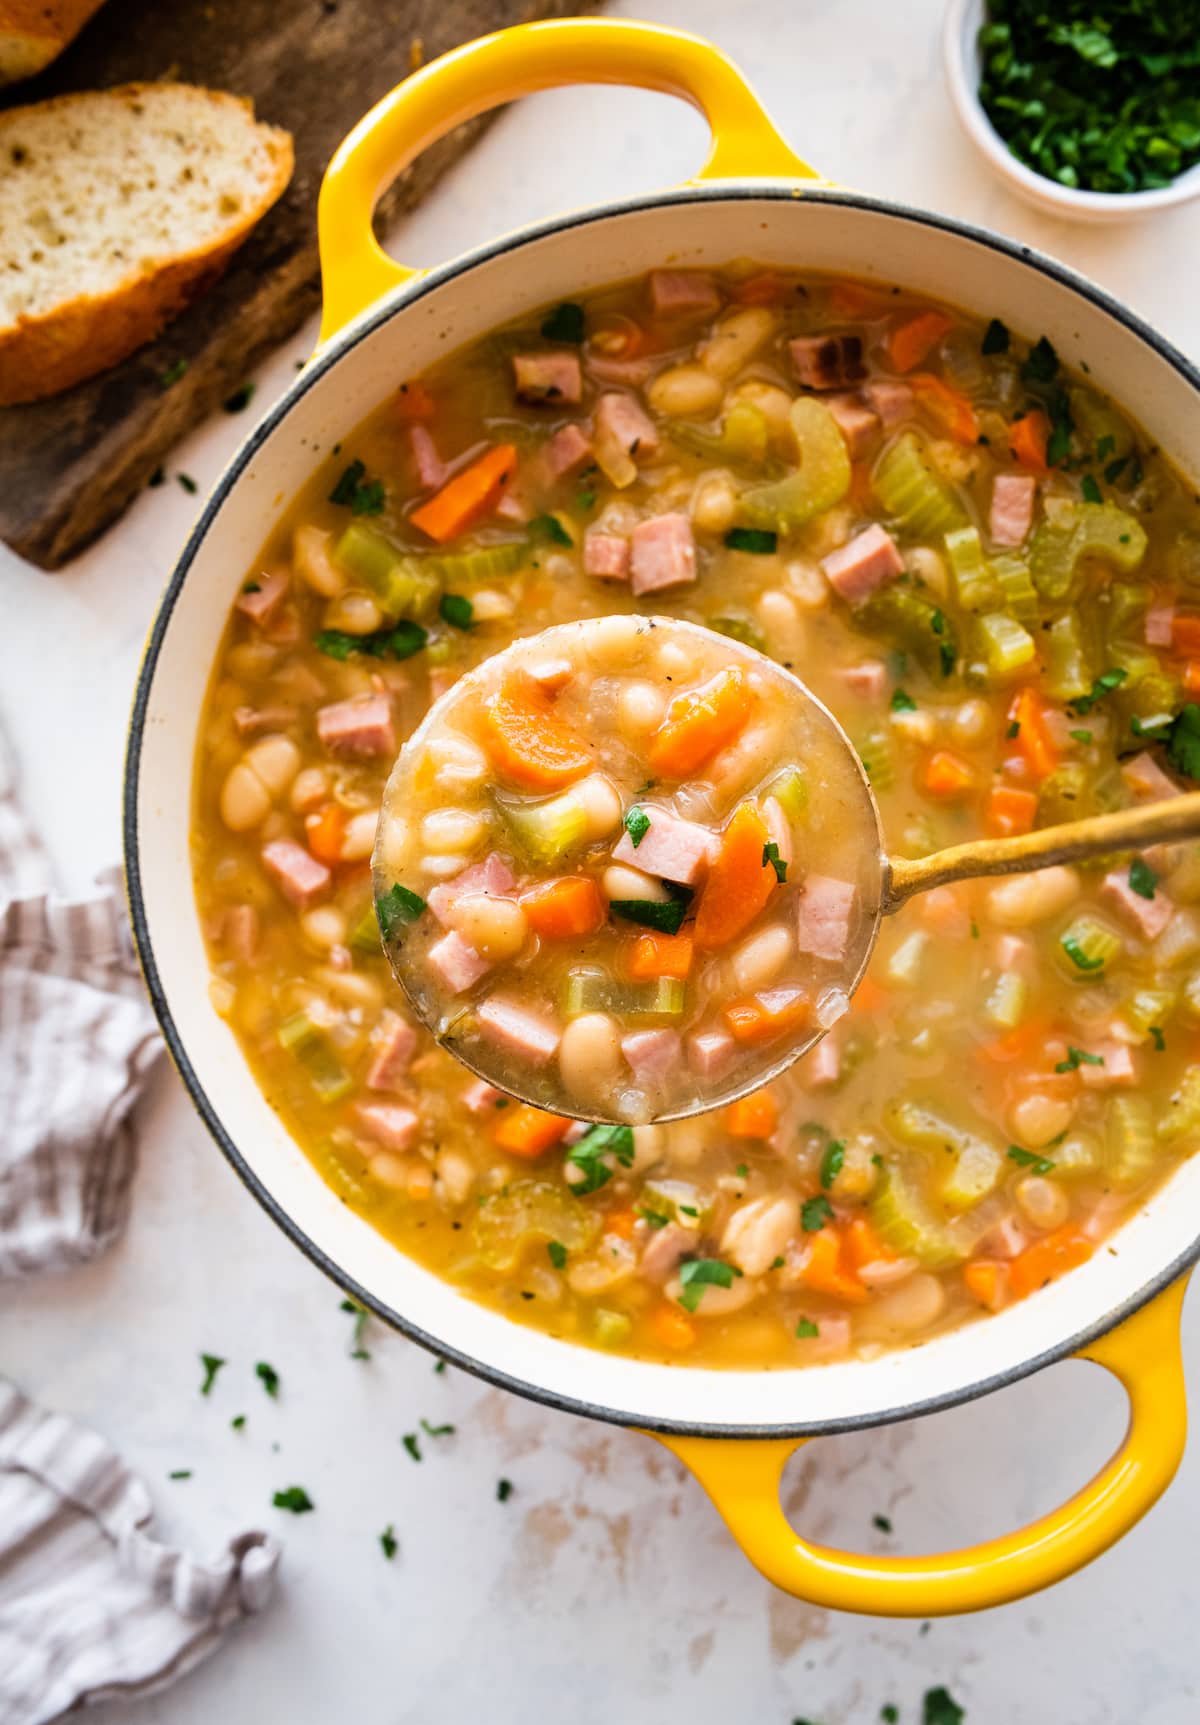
987 866 1080 927
691 473 738 536
470 588 515 622
324 590 383 634
301 906 348 950
421 853 470 879
756 589 802 660
648 363 724 418
950 698 993 747
785 557 831 610
727 379 793 440
1009 1091 1075 1148
570 773 623 841
294 523 343 596
730 923 793 993
290 766 329 813
720 1196 798 1277
698 306 777 379
665 1270 761 1315
426 732 489 790
602 864 669 903
377 816 413 875
658 640 696 680
559 1012 623 1100
567 1236 636 1294
450 893 528 961
317 967 384 1010
420 808 487 854
369 1151 409 1189
872 1271 946 1334
436 1147 475 1206
619 680 667 738
905 545 948 597
245 733 300 797
1015 1175 1070 1231
342 808 381 861
220 762 271 831
890 707 937 745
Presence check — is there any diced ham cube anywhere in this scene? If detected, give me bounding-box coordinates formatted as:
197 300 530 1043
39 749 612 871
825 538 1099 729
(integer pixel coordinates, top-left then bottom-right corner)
1145 604 1175 647
989 473 1036 547
621 1028 683 1086
648 269 721 318
427 854 516 926
495 487 533 524
1121 751 1180 803
1079 1042 1138 1088
595 392 658 460
462 1078 504 1114
821 524 904 605
789 333 865 390
235 569 288 625
355 1101 420 1151
826 393 880 459
426 930 491 994
838 658 888 700
513 351 582 404
220 904 259 962
612 808 716 885
316 693 395 759
918 885 972 940
410 424 447 489
365 1012 419 1091
476 996 560 1066
233 705 297 739
1100 868 1174 940
261 840 331 909
978 1213 1029 1260
542 422 593 479
686 1028 736 1079
801 1033 840 1087
583 531 631 580
630 513 696 597
796 875 857 962
638 1220 693 1283
862 379 913 427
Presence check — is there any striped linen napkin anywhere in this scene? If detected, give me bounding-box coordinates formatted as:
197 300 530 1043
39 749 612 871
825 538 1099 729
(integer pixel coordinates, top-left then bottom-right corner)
0 733 280 1723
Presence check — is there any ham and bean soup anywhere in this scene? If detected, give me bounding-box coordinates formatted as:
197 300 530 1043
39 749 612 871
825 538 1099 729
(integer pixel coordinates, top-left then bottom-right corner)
373 615 880 1121
195 264 1200 1367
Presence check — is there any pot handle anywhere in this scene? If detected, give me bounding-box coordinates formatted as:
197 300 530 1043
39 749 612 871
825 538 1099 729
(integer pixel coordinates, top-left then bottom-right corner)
650 1273 1189 1616
317 17 820 342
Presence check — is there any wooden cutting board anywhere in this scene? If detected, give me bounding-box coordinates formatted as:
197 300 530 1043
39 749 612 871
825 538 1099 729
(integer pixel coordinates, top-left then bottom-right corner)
0 0 597 569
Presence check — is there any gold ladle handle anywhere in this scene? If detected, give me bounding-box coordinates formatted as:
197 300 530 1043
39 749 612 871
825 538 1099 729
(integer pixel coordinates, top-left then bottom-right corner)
883 791 1200 913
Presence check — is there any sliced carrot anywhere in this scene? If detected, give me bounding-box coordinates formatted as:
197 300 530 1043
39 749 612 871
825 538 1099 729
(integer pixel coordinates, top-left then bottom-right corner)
732 271 786 305
1185 659 1200 697
1009 686 1059 781
724 989 811 1045
650 1301 698 1351
1008 410 1050 474
850 973 887 1014
977 1014 1055 1065
646 667 754 780
479 669 593 791
922 749 977 798
305 801 347 865
886 310 952 374
520 875 604 939
603 1207 638 1240
984 783 1039 838
410 443 517 543
1009 1226 1094 1300
693 801 775 950
493 1104 573 1159
828 280 893 319
725 1087 780 1139
910 373 980 443
844 1216 894 1271
627 930 694 981
1172 615 1200 656
964 1259 1008 1312
394 379 436 421
796 1227 869 1304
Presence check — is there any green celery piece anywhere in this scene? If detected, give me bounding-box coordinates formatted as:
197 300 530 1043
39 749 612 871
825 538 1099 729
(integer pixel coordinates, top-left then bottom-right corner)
872 432 967 538
1123 987 1177 1040
1058 914 1122 977
669 409 785 478
428 542 527 583
1158 1067 1200 1147
276 1011 352 1103
1041 613 1098 704
1029 502 1147 602
593 1309 633 1347
1104 581 1151 646
884 1098 1003 1213
944 526 997 611
991 553 1039 624
856 726 895 790
334 522 442 618
711 614 766 652
766 765 808 820
738 398 851 531
859 586 955 681
498 792 588 867
975 612 1035 682
723 401 770 464
1037 762 1092 828
983 970 1027 1031
640 1178 713 1229
1052 1131 1102 1179
1108 1094 1157 1187
348 906 383 955
473 1180 598 1272
870 1167 965 1269
562 970 685 1019
1069 388 1134 461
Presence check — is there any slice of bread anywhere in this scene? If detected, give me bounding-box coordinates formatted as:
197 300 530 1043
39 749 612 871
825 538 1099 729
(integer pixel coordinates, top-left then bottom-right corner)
0 83 293 404
0 1 107 84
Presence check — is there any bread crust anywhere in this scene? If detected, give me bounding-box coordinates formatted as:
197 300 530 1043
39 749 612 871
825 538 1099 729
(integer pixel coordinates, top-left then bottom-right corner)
0 0 107 83
0 84 293 405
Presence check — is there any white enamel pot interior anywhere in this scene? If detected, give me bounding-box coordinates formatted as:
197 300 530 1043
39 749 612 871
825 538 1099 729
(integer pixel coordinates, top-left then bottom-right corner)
126 185 1200 1438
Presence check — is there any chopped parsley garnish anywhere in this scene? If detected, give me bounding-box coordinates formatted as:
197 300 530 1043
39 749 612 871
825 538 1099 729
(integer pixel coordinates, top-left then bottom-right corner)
609 898 687 935
762 841 788 883
531 512 574 547
1081 472 1103 504
547 1240 568 1269
794 1317 819 1339
200 1353 226 1396
420 1419 455 1438
223 382 256 413
981 318 1010 355
735 1164 749 1179
1069 728 1093 744
1130 713 1172 740
1105 454 1130 484
881 1709 900 1725
1150 1025 1167 1051
1070 666 1127 714
160 357 188 387
930 608 945 635
1129 857 1158 900
376 883 427 939
177 473 198 494
923 1688 963 1725
255 1361 280 1398
439 592 474 630
540 302 585 343
576 487 597 510
566 1123 635 1195
314 620 427 662
819 1139 846 1188
678 1258 742 1313
1021 335 1059 385
329 458 385 514
1055 1045 1105 1073
272 1487 314 1514
890 688 917 713
1061 934 1106 972
640 1208 670 1229
497 1478 514 1502
340 1298 370 1359
1007 1144 1057 1175
1166 702 1200 781
380 1524 398 1560
873 1513 893 1533
169 1469 192 1480
801 1194 835 1232
402 1433 422 1462
1046 388 1074 466
231 1415 246 1431
1096 434 1115 462
148 466 165 487
624 806 651 848
724 526 778 554
1006 719 1021 738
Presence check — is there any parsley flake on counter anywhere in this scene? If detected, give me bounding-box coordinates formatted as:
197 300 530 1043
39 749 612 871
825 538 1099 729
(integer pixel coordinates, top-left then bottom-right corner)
148 466 165 487
273 1486 314 1514
873 1513 893 1534
801 1194 835 1232
881 1709 899 1725
402 1433 422 1462
231 1415 246 1432
420 1419 455 1439
168 1469 192 1480
923 1688 964 1725
624 806 651 848
255 1361 280 1398
177 473 198 494
678 1258 742 1313
340 1298 371 1359
497 1478 514 1502
160 357 188 387
380 1524 398 1560
328 458 385 515
223 382 256 413
199 1353 226 1395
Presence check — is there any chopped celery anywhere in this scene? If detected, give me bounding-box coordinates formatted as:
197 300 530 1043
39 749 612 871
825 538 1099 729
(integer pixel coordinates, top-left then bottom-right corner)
975 611 1036 682
498 791 589 867
593 1309 633 1347
767 765 808 819
1158 1066 1200 1145
711 614 766 652
1069 387 1134 460
883 1098 1003 1212
859 586 955 680
870 1167 965 1268
1123 986 1177 1040
885 930 928 987
473 1179 598 1272
336 521 442 618
1104 581 1151 645
1041 613 1097 704
1093 765 1132 813
1037 763 1091 828
856 725 895 790
944 526 997 611
563 970 685 1019
349 906 383 955
1116 666 1181 728
1029 502 1148 602
983 970 1027 1031
738 398 851 530
424 638 454 667
276 1011 352 1103
1107 1095 1156 1187
430 542 528 583
640 1179 713 1229
940 1137 1006 1210
873 432 968 538
669 404 783 475
1058 915 1122 976
991 553 1039 624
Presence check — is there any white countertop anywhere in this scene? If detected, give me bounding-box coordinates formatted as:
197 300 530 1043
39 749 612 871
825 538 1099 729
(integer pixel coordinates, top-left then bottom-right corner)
3 1 1198 1719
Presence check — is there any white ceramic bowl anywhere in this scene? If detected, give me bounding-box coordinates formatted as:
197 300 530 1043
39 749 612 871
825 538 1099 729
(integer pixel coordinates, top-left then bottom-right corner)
943 0 1200 222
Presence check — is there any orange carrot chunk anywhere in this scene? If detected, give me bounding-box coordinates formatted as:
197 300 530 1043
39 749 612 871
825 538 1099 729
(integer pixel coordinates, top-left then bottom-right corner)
1009 686 1059 781
1184 659 1200 697
963 1259 1009 1312
1172 615 1200 657
725 1087 779 1139
410 443 517 543
603 1207 638 1240
650 1301 698 1351
1009 1226 1094 1300
984 784 1039 837
910 372 980 443
646 667 753 779
520 875 604 939
886 310 953 374
693 802 775 950
1008 410 1050 474
922 749 977 798
828 280 893 319
304 801 347 865
493 1105 573 1158
479 669 593 791
723 988 811 1045
844 1216 894 1271
394 379 436 421
796 1227 869 1304
627 930 695 981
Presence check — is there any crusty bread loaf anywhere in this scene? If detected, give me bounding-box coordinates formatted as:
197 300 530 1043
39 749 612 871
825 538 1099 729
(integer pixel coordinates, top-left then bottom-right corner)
0 1 107 84
0 83 293 404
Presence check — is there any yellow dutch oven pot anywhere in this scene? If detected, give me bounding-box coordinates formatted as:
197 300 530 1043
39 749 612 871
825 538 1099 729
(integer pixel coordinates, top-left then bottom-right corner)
125 18 1196 1616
